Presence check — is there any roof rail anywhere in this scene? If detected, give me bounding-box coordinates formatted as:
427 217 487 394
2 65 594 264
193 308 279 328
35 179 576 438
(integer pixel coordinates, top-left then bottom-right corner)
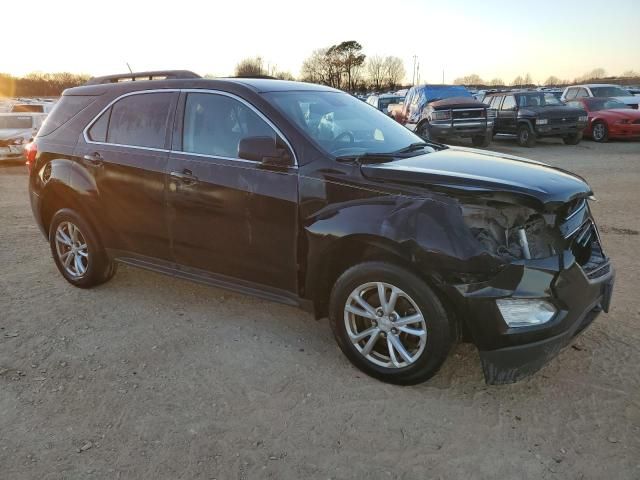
85 70 201 85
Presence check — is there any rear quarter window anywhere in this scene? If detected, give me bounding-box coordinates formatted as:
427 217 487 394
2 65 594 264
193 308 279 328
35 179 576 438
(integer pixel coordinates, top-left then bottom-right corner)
38 96 98 137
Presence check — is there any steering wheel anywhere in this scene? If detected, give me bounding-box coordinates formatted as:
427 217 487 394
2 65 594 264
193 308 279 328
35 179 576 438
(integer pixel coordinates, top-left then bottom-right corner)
334 130 355 144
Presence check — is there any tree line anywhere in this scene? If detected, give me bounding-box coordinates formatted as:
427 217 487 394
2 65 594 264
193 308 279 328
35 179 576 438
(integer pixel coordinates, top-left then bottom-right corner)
0 72 90 97
453 68 640 88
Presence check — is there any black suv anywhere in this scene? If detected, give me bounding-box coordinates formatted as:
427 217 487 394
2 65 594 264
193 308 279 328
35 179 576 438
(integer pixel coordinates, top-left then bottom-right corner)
28 71 614 385
486 91 588 147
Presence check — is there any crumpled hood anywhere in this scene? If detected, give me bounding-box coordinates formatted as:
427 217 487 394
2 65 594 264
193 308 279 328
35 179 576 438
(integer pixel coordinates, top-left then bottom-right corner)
360 146 592 208
0 128 31 140
593 108 640 120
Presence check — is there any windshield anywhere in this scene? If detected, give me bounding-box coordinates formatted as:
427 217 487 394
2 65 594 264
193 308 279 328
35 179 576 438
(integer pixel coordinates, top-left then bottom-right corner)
0 116 32 129
422 85 471 102
590 86 631 97
586 98 631 111
265 91 431 157
516 93 563 107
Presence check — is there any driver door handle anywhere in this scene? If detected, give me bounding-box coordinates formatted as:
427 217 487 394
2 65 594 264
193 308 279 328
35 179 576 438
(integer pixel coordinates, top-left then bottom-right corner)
83 152 103 166
170 169 198 184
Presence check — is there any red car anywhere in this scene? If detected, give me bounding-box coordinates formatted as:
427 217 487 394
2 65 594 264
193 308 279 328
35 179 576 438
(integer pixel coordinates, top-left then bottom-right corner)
568 98 640 142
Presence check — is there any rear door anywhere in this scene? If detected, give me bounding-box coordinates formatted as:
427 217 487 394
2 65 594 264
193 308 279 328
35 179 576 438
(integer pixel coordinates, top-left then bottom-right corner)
166 90 299 293
498 95 518 132
76 90 179 260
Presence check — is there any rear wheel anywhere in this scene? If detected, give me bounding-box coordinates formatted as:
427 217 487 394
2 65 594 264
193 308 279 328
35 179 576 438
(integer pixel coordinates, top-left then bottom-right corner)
329 261 452 385
591 121 609 142
517 123 536 147
471 132 491 147
563 132 582 145
49 209 116 288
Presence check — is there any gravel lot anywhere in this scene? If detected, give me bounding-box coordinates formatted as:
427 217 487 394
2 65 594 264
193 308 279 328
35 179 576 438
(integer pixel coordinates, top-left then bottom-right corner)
1 137 639 479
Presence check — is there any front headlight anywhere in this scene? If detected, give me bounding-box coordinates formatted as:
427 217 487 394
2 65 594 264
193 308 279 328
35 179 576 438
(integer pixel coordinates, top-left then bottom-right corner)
537 118 548 125
431 110 452 121
487 109 497 119
496 298 557 327
579 115 588 122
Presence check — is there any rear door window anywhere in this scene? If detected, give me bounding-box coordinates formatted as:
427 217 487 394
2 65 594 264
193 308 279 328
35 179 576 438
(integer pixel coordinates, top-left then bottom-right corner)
102 92 175 149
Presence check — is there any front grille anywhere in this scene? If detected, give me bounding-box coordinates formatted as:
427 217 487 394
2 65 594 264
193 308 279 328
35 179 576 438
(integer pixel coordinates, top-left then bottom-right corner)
452 109 485 120
549 117 578 125
570 221 609 279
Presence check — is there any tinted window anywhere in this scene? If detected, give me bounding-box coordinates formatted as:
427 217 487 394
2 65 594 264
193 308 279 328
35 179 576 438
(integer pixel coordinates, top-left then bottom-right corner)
501 96 516 110
88 108 111 142
590 86 631 97
106 93 173 149
39 96 96 137
182 93 276 159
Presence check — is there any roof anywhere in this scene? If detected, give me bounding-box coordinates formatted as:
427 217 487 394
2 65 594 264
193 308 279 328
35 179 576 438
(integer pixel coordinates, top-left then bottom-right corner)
66 77 338 97
567 83 620 88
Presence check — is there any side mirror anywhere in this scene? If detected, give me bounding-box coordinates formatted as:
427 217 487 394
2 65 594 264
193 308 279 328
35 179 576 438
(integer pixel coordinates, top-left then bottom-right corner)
238 136 292 167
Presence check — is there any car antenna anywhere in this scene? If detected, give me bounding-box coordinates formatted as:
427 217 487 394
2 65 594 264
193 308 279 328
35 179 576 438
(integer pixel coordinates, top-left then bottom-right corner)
126 62 133 74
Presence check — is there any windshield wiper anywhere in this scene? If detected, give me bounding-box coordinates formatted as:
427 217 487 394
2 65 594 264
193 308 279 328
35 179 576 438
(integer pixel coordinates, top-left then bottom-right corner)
334 152 398 164
392 142 430 154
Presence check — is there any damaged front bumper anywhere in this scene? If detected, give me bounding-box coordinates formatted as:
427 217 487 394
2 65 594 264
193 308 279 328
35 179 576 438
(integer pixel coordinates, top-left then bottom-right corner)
452 251 614 385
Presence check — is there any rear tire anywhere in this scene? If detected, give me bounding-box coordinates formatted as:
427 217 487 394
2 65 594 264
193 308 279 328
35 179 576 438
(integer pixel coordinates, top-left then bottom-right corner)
471 133 491 148
591 121 609 142
563 132 582 145
49 209 116 288
329 261 452 385
416 122 432 141
517 123 536 147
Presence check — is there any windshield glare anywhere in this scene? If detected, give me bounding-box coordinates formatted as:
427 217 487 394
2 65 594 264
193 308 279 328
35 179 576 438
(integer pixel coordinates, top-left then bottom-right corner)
266 91 431 157
516 93 563 107
590 86 631 97
0 116 32 129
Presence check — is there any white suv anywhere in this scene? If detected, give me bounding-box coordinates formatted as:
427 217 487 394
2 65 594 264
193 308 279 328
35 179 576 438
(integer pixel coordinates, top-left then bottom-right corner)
561 84 639 109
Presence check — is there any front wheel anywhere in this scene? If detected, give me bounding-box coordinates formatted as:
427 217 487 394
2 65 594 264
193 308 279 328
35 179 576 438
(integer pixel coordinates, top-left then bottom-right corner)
416 122 432 141
517 124 536 147
329 261 452 385
563 132 582 145
49 209 116 288
591 121 609 142
471 132 491 147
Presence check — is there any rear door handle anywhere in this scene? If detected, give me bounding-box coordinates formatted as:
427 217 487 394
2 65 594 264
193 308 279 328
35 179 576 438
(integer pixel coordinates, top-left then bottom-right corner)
170 169 198 184
83 152 103 166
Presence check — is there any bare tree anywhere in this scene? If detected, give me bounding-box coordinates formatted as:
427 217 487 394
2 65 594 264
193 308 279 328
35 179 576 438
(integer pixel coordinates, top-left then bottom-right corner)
366 56 385 91
235 57 265 77
545 75 561 86
622 70 638 78
453 74 484 85
488 78 504 86
512 75 524 87
382 56 405 90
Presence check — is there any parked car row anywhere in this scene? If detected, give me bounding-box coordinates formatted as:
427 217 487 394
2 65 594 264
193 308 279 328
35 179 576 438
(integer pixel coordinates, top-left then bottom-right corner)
0 99 56 162
384 83 639 148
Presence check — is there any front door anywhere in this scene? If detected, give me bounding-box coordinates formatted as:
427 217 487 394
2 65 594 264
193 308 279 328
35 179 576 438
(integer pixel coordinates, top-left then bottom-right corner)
166 91 299 293
498 95 518 133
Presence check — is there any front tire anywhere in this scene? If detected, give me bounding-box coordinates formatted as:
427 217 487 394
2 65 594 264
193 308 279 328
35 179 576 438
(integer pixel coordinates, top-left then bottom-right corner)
49 209 116 288
416 122 432 141
471 132 491 147
329 261 452 385
591 121 609 142
563 132 582 145
517 123 536 147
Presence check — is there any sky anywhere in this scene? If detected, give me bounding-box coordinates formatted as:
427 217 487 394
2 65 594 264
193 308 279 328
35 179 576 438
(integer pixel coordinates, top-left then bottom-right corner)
4 0 639 84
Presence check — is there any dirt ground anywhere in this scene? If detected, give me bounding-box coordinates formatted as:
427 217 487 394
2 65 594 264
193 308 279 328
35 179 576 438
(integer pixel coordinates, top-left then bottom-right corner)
1 137 639 479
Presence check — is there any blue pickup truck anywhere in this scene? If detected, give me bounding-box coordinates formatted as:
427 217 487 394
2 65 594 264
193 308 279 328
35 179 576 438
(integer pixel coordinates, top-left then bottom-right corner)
391 85 494 147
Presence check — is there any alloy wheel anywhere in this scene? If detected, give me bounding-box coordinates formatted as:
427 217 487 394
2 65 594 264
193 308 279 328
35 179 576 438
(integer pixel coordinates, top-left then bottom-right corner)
593 123 606 141
344 282 427 368
54 221 89 278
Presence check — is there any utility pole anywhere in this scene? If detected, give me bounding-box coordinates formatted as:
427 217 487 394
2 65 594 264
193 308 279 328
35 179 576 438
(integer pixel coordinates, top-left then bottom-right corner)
416 62 420 85
412 55 418 85
442 69 445 84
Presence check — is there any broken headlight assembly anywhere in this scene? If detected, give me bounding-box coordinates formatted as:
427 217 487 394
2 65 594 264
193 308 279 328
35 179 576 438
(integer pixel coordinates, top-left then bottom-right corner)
461 201 565 261
496 298 557 327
